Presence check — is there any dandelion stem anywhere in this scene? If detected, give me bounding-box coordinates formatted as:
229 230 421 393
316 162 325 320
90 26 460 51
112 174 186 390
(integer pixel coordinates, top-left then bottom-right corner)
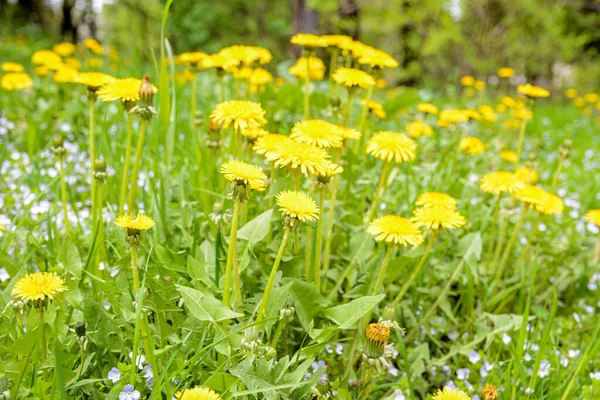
373 245 394 296
365 161 390 223
304 55 311 119
119 112 134 214
59 156 70 236
515 104 530 164
550 156 564 192
39 306 46 362
484 194 502 264
322 175 341 288
257 229 290 324
391 229 438 308
304 224 313 283
355 85 374 153
341 89 355 127
327 48 338 96
314 189 325 290
89 98 96 226
128 119 148 212
191 73 197 124
131 246 140 294
223 199 242 307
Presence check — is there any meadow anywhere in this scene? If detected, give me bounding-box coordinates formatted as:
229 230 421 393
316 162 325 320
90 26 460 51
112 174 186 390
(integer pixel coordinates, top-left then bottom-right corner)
1 20 600 400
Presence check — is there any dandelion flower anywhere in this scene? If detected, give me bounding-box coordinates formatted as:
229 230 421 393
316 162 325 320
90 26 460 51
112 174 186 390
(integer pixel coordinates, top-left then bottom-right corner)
321 34 353 48
482 384 498 400
12 272 67 302
480 171 525 195
460 137 486 155
415 192 457 210
289 57 325 80
240 127 268 143
367 215 424 246
53 66 78 84
586 210 600 227
361 99 386 119
220 160 267 191
290 33 328 48
513 185 564 215
74 72 115 91
417 103 438 115
366 131 417 163
0 224 6 231
432 387 472 400
479 105 496 122
336 126 361 141
406 121 433 139
290 119 344 148
498 67 515 78
1 72 33 91
210 100 267 132
500 150 518 163
364 323 390 359
178 52 208 66
315 161 343 185
253 133 293 155
97 78 157 103
53 42 77 57
175 387 222 400
358 49 399 69
515 166 539 184
266 140 330 176
460 76 475 86
249 68 272 86
412 207 467 230
198 54 239 71
31 49 62 66
116 213 155 233
332 67 375 89
1 62 24 72
276 190 320 222
517 83 550 98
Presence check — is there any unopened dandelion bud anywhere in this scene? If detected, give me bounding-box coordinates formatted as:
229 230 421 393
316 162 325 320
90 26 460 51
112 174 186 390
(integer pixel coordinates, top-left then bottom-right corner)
193 110 203 128
12 300 25 313
139 75 154 106
363 323 389 359
75 321 86 338
263 346 276 360
51 134 66 156
329 96 341 109
559 139 572 159
93 157 108 182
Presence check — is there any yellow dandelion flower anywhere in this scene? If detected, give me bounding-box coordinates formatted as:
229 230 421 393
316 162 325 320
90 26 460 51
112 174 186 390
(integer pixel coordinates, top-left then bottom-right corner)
1 62 24 72
364 322 391 359
437 109 469 126
53 42 77 57
35 66 50 76
358 49 399 69
290 119 344 148
65 58 82 70
361 99 386 119
574 97 586 107
240 127 269 142
475 80 486 91
460 76 475 86
584 92 599 103
432 387 472 400
515 166 539 184
266 140 330 176
332 67 375 89
513 185 564 215
336 125 361 141
417 103 438 115
460 137 486 155
406 121 433 139
366 131 417 163
482 384 498 400
249 68 272 86
499 149 518 163
74 72 115 91
219 45 263 66
0 224 6 231
116 213 155 233
367 215 424 246
478 105 496 122
198 54 239 71
54 66 78 84
415 192 457 210
565 88 577 99
232 66 253 81
178 52 208 66
175 387 222 400
586 210 600 227
1 72 33 91
276 190 320 222
220 160 267 191
97 78 157 103
412 207 467 230
12 272 67 302
31 49 62 66
346 41 374 59
210 100 267 132
480 171 525 195
517 83 550 98
290 33 328 48
498 67 515 78
376 78 387 89
321 34 353 48
253 134 293 155
248 46 273 65
315 161 343 180
87 57 104 68
289 57 325 80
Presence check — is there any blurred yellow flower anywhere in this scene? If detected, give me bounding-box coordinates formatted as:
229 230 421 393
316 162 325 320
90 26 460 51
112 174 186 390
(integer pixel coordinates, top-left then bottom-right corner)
565 88 577 99
87 57 104 68
460 75 475 86
480 171 525 195
460 137 486 155
361 100 386 119
74 72 115 91
474 80 486 91
406 121 433 139
417 103 438 115
1 62 24 72
290 119 344 148
176 387 222 400
178 51 208 66
415 192 457 210
199 54 239 71
253 133 293 155
289 57 325 80
321 34 353 48
586 210 600 227
478 105 496 122
12 272 67 302
517 83 550 98
367 215 424 246
290 33 328 48
65 58 82 70
31 50 62 66
35 66 50 76
499 149 518 163
84 38 104 55
116 213 155 232
210 100 267 132
265 140 330 176
97 78 157 103
277 190 320 222
367 131 417 163
497 67 515 78
220 160 267 191
515 166 539 184
584 92 599 103
333 67 375 89
358 49 399 69
53 66 78 84
240 127 268 142
514 185 564 215
53 42 77 57
412 207 467 230
249 68 272 87
1 72 33 91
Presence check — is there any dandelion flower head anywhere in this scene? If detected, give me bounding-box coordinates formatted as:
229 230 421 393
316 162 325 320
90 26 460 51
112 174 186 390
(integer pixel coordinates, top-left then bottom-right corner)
366 131 417 163
220 160 267 191
276 191 320 222
367 215 424 247
12 272 67 302
210 100 267 132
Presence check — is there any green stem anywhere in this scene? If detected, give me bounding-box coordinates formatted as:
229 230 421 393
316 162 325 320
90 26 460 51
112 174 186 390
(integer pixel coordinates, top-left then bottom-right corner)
256 229 291 324
314 190 325 290
89 98 96 225
304 57 311 119
327 48 338 96
484 195 502 264
128 119 148 212
322 175 341 287
550 157 563 191
39 306 46 362
131 246 140 294
223 199 242 307
341 89 355 127
191 73 197 123
373 246 394 296
491 204 528 293
119 112 134 214
270 319 286 348
515 105 530 164
305 224 313 283
365 161 390 223
59 156 70 236
355 85 374 153
391 229 438 308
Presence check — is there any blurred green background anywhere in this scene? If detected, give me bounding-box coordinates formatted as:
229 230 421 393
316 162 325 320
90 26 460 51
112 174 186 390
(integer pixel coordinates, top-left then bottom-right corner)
0 0 599 88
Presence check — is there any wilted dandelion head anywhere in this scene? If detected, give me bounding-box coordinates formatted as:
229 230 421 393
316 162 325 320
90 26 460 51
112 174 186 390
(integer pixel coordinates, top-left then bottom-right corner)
412 207 467 230
74 72 115 92
290 119 344 148
513 185 564 215
290 33 328 49
97 78 157 103
220 160 267 192
1 72 33 91
289 57 326 80
363 322 390 360
480 171 525 195
518 83 550 99
1 62 24 72
417 102 438 115
266 140 330 176
482 384 498 400
210 100 267 132
175 387 222 400
460 136 486 155
367 215 424 247
416 192 457 210
432 387 472 400
332 67 375 89
515 166 539 184
276 191 320 227
406 121 433 139
586 210 600 227
361 99 386 119
12 272 67 302
366 131 417 163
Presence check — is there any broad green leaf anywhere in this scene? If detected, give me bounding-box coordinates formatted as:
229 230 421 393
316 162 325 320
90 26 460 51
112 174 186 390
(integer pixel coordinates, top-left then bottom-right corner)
58 237 82 279
289 280 329 331
323 294 385 330
238 209 273 248
177 285 243 323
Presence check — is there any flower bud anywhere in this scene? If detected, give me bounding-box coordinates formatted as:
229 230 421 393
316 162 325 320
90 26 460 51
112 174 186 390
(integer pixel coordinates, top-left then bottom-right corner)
75 321 86 338
139 75 154 106
51 134 67 157
93 157 108 183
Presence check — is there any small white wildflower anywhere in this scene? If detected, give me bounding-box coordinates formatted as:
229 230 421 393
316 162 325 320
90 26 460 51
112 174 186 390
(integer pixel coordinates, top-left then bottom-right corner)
502 333 512 344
